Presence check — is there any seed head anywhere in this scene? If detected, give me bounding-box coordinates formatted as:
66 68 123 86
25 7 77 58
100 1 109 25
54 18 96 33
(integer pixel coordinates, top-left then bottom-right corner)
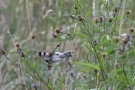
16 62 20 66
102 52 107 59
16 42 20 48
93 40 98 45
114 36 120 43
78 15 84 21
94 69 98 73
57 44 60 47
67 34 71 37
95 18 99 24
115 63 119 68
67 59 72 65
127 85 132 89
121 33 130 44
32 83 38 90
52 33 57 38
129 28 134 33
126 10 132 15
83 74 87 79
21 84 26 87
114 6 119 12
123 39 128 44
21 51 25 57
55 28 61 34
69 14 75 19
126 34 130 40
109 18 113 23
69 71 74 76
1 49 6 55
99 16 104 22
31 35 35 40
47 64 52 70
74 4 77 9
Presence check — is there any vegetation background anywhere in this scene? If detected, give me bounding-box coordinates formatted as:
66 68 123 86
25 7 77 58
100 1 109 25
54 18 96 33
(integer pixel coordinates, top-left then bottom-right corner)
0 0 135 90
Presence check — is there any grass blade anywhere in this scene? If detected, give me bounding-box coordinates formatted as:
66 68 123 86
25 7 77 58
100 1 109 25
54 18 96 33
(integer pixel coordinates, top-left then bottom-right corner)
73 62 100 70
56 76 65 90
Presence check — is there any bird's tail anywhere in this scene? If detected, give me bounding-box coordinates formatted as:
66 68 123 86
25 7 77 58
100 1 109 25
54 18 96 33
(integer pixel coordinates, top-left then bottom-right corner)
63 52 72 57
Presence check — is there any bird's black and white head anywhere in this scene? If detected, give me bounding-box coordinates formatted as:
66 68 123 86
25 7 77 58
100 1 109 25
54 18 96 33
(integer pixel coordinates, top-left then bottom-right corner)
38 52 46 57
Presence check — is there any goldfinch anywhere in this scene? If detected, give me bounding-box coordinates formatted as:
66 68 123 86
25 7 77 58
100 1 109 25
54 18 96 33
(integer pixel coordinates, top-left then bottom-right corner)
38 51 72 63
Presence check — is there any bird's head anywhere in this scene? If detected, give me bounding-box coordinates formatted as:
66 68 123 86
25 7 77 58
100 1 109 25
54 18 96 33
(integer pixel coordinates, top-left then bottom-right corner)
37 52 46 57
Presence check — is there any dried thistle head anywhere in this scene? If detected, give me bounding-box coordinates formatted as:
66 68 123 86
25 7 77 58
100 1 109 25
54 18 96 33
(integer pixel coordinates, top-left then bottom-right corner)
129 28 134 33
102 52 107 59
78 15 84 21
52 33 57 38
31 35 36 40
109 17 113 23
74 4 78 9
83 74 87 79
114 36 120 43
94 69 98 73
95 18 99 24
67 34 71 37
69 14 75 19
16 42 20 48
1 49 6 55
21 51 25 57
56 44 60 47
55 28 62 34
126 10 132 15
47 64 52 70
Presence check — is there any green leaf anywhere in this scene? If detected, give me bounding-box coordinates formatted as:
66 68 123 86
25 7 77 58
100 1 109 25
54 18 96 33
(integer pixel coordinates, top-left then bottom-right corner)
101 0 105 4
79 67 91 72
47 18 57 25
79 39 96 56
106 43 116 54
85 43 96 56
73 84 88 88
73 62 100 70
56 76 65 90
80 42 87 47
47 84 52 89
95 39 112 50
76 30 88 39
85 7 92 18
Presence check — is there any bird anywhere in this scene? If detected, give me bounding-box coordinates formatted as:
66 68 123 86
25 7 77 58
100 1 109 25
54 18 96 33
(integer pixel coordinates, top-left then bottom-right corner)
37 51 72 63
